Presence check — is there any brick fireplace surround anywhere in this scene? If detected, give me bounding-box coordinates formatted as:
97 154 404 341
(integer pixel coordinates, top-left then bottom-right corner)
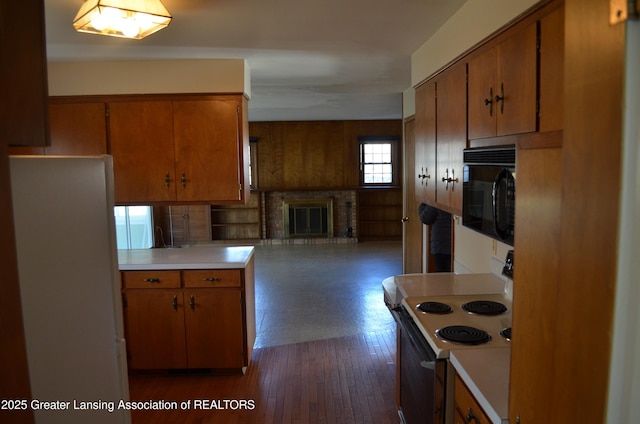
261 190 357 244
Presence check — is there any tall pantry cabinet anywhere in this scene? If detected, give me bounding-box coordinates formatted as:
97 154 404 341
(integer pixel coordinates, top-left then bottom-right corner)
414 81 436 205
435 62 466 212
413 63 466 215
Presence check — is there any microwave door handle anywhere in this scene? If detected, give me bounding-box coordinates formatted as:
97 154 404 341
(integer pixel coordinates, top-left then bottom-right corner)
492 169 512 240
492 172 501 236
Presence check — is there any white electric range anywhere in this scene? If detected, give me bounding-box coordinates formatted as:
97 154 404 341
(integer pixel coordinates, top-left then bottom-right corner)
383 252 515 424
402 293 512 359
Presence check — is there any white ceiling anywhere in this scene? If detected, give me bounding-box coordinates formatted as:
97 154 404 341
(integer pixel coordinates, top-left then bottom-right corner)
44 0 466 121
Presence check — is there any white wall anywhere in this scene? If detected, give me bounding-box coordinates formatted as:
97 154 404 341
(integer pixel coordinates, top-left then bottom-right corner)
403 87 415 118
453 217 512 274
411 0 539 87
48 59 250 97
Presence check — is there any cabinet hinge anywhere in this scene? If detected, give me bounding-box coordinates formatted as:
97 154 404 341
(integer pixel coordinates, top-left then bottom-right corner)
610 0 639 25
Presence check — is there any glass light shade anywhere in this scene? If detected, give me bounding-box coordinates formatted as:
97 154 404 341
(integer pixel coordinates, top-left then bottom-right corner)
73 0 172 39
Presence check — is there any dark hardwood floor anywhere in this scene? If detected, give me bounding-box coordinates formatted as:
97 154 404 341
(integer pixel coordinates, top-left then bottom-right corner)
128 329 398 423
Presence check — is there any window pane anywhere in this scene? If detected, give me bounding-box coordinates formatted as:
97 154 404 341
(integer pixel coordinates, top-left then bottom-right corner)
361 140 394 184
114 206 153 249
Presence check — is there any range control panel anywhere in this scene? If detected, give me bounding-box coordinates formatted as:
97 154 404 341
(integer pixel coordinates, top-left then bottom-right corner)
502 250 514 279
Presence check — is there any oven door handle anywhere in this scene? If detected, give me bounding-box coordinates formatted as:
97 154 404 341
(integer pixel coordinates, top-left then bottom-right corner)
420 360 436 370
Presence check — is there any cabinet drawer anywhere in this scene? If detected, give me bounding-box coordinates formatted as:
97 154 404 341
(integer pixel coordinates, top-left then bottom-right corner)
122 271 181 289
182 269 241 288
454 374 491 424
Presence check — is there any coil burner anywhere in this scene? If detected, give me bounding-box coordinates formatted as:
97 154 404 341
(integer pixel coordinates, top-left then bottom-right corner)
462 300 507 316
435 325 492 345
416 301 453 314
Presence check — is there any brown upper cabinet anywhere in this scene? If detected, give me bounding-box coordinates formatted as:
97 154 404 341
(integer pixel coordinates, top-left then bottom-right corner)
110 95 250 205
9 100 108 156
2 0 49 147
109 100 176 203
468 21 538 140
173 98 248 203
414 62 466 215
435 62 466 213
414 80 437 204
48 102 108 155
538 5 564 133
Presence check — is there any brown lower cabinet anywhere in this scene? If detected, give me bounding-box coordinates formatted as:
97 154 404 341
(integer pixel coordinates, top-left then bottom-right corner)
122 269 249 371
454 374 491 424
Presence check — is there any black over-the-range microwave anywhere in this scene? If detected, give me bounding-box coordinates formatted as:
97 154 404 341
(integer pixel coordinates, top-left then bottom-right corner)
462 145 516 246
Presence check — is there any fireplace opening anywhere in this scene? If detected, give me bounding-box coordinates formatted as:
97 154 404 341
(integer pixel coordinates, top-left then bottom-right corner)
283 198 334 238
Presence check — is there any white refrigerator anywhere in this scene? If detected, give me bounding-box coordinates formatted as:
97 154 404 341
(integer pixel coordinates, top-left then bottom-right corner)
10 155 130 424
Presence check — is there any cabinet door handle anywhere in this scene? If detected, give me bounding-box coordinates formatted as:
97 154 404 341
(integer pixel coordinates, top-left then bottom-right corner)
172 295 178 311
495 83 505 114
401 216 409 223
484 87 494 116
165 173 170 188
441 169 460 190
189 295 196 311
417 167 431 186
466 407 480 423
144 278 160 283
203 277 222 282
181 173 187 188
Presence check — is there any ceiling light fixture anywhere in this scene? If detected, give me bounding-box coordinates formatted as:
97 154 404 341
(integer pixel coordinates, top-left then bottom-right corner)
72 0 172 40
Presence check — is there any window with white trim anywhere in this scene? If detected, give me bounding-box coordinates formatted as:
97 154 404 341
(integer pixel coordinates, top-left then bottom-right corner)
359 136 399 186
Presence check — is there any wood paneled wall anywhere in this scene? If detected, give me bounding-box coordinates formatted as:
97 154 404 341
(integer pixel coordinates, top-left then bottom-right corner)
250 120 402 190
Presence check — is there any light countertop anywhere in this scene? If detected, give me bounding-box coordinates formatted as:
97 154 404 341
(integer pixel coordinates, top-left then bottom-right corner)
384 272 508 308
451 348 511 424
118 245 255 270
395 272 507 298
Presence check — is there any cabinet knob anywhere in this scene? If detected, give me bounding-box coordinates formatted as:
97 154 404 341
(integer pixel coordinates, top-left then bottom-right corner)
144 278 160 283
401 216 409 223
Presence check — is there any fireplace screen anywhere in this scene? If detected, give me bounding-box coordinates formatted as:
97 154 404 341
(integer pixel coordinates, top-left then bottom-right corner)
283 198 333 238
